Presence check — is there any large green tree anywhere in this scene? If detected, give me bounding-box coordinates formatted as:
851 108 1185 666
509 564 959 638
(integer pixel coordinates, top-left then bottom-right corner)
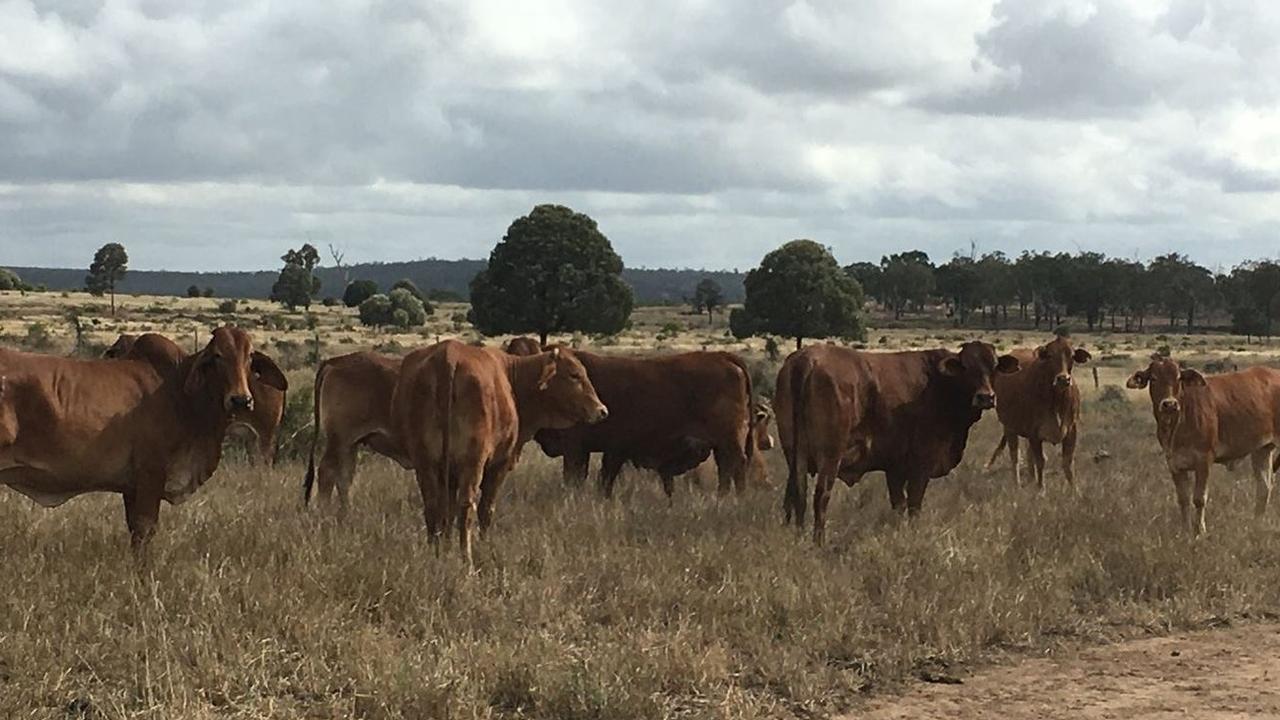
879 250 934 319
469 204 633 346
271 243 322 310
85 242 129 316
734 239 865 350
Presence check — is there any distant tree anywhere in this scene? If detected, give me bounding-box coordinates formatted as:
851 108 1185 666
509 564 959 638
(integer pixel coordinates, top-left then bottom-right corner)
271 264 317 311
186 285 202 298
391 278 423 301
342 279 379 308
974 251 1014 325
85 242 129 316
388 287 429 326
691 277 725 325
427 288 465 303
1058 251 1112 331
879 251 934 318
1221 261 1280 339
844 262 882 307
735 239 865 350
469 204 633 346
935 255 982 325
271 243 322 310
1148 253 1217 332
202 286 215 298
359 290 428 328
0 268 23 291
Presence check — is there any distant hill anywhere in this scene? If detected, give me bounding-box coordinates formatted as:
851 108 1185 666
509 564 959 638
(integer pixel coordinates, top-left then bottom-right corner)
8 260 746 306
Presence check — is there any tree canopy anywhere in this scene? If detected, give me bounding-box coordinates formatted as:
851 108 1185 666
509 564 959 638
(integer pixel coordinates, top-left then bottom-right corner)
733 239 865 350
342 279 379 308
271 244 322 310
85 242 129 316
691 277 725 325
469 204 633 345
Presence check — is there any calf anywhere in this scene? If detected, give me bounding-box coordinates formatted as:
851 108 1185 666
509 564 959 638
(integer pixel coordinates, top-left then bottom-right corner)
391 341 607 566
1127 357 1280 535
985 336 1091 487
1 326 286 551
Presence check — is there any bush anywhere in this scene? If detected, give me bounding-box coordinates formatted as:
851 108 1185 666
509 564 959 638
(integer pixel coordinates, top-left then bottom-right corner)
218 299 238 314
202 287 215 298
321 296 339 307
343 280 379 308
186 285 201 298
359 294 394 327
0 268 20 291
25 322 53 351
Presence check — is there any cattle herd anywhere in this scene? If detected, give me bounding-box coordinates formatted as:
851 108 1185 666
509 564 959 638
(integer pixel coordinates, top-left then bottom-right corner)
1 325 1279 565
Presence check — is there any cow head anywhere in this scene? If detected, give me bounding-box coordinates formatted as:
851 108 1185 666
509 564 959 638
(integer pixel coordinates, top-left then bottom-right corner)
1126 355 1205 418
185 326 288 413
938 341 1021 409
102 333 138 359
1034 336 1092 390
533 348 608 428
753 399 776 451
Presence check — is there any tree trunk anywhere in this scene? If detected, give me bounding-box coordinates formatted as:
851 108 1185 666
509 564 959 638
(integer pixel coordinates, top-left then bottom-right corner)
795 336 803 351
109 284 116 317
539 329 549 347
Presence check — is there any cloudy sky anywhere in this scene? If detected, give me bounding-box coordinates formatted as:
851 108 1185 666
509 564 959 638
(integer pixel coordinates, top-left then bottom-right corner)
2 0 1278 272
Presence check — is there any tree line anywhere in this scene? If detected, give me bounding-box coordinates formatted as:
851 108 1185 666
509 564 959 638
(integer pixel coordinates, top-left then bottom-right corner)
848 249 1280 338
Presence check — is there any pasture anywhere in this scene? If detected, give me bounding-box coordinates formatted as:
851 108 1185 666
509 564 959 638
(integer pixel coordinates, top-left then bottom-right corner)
3 291 1280 719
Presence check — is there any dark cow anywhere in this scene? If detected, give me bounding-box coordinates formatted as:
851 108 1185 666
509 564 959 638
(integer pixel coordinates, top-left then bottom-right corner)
390 341 607 565
778 342 1019 544
105 333 287 464
534 350 757 499
985 336 1092 487
302 351 405 510
1127 357 1280 535
0 326 286 551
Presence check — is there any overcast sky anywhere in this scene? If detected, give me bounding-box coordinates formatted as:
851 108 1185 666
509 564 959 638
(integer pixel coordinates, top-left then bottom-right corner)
2 0 1278 272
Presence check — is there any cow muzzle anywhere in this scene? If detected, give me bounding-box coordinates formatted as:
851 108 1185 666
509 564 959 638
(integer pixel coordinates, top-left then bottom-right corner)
1159 398 1180 413
589 403 609 423
228 394 254 412
973 392 996 410
1054 374 1071 388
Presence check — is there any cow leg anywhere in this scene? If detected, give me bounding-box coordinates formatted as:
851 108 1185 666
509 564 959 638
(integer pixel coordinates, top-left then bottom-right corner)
414 468 445 550
259 429 278 467
1251 447 1274 518
599 453 626 499
812 460 838 545
785 451 809 528
886 472 907 514
317 440 357 514
1192 464 1210 537
905 475 931 518
1061 424 1078 487
1028 438 1047 490
1171 470 1192 532
476 463 510 538
1007 434 1022 487
713 442 748 495
123 484 163 556
563 449 589 488
456 463 484 569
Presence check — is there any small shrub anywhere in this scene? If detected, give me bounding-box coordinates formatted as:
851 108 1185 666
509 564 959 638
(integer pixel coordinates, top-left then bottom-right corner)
321 296 338 307
24 322 53 351
218 299 238 314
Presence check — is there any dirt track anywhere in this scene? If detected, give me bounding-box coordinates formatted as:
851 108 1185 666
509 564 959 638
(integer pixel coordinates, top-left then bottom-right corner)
856 624 1280 719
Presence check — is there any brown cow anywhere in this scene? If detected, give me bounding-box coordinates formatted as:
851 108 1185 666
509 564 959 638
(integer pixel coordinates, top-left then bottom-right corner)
105 333 287 464
1126 357 1280 535
985 336 1092 487
687 401 776 490
0 326 287 551
503 336 543 356
390 340 607 565
533 350 756 499
302 351 405 509
778 342 1019 544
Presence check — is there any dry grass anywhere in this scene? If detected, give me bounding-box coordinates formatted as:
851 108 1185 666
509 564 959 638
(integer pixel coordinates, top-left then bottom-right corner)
4 378 1280 719
5 292 1280 718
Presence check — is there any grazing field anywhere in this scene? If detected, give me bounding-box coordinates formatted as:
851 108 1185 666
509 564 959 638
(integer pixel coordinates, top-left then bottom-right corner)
3 291 1280 719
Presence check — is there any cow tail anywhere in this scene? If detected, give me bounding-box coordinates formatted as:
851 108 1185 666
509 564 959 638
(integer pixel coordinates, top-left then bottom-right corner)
271 386 287 468
439 355 457 529
302 361 327 506
731 355 756 467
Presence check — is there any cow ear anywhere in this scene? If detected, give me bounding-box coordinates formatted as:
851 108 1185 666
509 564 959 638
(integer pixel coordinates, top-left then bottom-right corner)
537 354 558 390
937 355 965 377
1073 348 1092 364
1035 345 1049 360
1180 368 1207 387
1126 370 1149 389
251 351 288 391
996 354 1021 374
